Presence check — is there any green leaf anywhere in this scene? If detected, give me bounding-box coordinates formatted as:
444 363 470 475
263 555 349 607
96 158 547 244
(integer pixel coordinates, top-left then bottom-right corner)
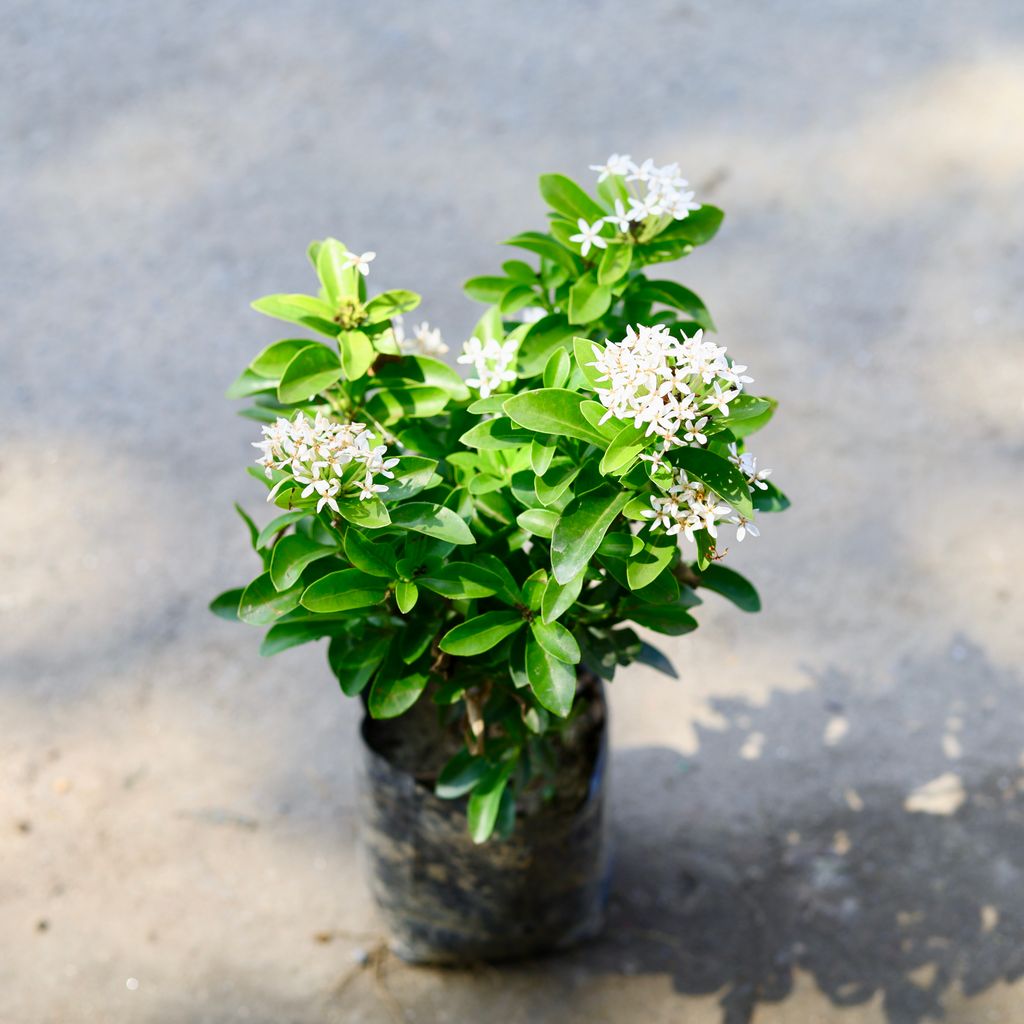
226 368 277 399
464 275 513 303
504 388 608 446
526 635 577 716
339 330 375 380
671 447 754 518
260 618 345 656
698 563 761 612
568 272 613 325
724 397 777 440
500 284 538 314
277 343 343 403
394 579 419 613
366 385 449 423
753 481 790 513
539 173 606 223
368 668 429 719
316 238 357 302
571 336 607 391
543 347 571 389
380 456 439 503
364 289 421 324
436 750 489 799
551 485 631 584
636 641 678 678
234 503 260 551
474 554 524 606
541 570 585 623
238 571 304 625
536 460 581 507
250 338 319 379
329 633 389 696
300 569 389 613
516 507 558 539
503 231 577 272
521 569 548 611
269 534 337 591
459 417 533 450
418 562 504 600
530 619 580 665
600 422 648 476
388 503 475 545
531 440 556 477
627 530 677 590
468 760 516 844
635 280 715 331
598 242 632 286
516 314 576 376
209 588 244 621
622 599 698 636
336 497 391 529
344 531 396 578
439 610 524 656
252 293 338 334
374 355 471 402
653 205 724 246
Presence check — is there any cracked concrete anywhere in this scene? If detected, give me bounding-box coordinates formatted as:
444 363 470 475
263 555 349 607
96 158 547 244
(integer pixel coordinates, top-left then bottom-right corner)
2 2 1024 1021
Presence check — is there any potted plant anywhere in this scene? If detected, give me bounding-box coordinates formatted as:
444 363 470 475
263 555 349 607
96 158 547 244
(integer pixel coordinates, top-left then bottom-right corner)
213 155 789 963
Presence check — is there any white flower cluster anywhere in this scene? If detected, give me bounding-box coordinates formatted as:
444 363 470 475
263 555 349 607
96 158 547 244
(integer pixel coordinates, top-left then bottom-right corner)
590 324 750 449
392 315 448 356
642 471 732 542
457 336 519 398
569 155 702 258
253 411 398 511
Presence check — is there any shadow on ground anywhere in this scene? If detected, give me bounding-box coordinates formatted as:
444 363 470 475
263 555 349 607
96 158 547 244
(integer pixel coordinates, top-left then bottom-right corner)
585 641 1024 1023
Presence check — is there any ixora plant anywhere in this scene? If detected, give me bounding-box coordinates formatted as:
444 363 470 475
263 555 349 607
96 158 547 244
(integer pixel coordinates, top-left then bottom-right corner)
214 156 788 855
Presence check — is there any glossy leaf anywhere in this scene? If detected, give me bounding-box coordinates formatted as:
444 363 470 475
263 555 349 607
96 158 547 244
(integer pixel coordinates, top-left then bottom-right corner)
239 571 304 625
277 344 343 403
530 619 580 665
697 563 761 613
568 271 612 325
436 750 489 799
526 635 576 717
300 569 389 613
339 330 375 380
551 485 631 584
439 610 524 656
388 503 475 545
504 388 608 446
269 533 337 591
467 760 516 844
539 173 606 223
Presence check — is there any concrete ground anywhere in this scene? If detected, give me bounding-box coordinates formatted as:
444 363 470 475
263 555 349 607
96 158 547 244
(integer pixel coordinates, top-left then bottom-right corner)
3 2 1024 1021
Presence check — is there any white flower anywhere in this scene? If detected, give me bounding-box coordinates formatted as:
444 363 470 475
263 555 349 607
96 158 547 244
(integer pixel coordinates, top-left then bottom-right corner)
731 516 760 542
683 417 709 445
313 477 341 514
393 316 448 356
569 218 608 258
604 199 632 234
627 194 662 222
342 250 376 276
589 153 634 181
739 453 772 490
703 381 739 416
459 336 519 399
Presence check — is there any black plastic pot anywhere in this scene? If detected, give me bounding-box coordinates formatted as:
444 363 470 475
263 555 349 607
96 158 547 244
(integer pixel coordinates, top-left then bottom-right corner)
357 680 610 964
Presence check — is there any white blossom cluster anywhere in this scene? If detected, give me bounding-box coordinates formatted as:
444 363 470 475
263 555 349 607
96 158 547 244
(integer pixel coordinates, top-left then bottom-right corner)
457 336 519 398
589 324 750 449
568 155 702 257
392 315 448 356
253 411 398 511
642 470 732 542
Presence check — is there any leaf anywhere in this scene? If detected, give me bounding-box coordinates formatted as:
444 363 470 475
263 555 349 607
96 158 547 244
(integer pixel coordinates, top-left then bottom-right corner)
436 750 489 799
622 599 698 636
226 368 277 399
530 619 580 664
653 204 724 246
380 456 439 503
753 481 790 513
635 280 715 331
344 531 397 578
336 497 391 529
459 417 533 450
516 314 576 376
388 503 475 545
364 289 421 324
503 231 577 272
541 570 585 623
500 284 538 314
543 347 571 389
636 641 678 678
368 668 429 719
366 385 450 423
473 554 524 606
209 588 244 621
671 447 754 518
269 534 337 591
598 242 632 286
600 422 648 476
329 633 389 696
467 760 516 844
250 338 320 379
277 343 343 403
551 485 631 584
504 388 608 446
569 272 613 325
238 571 304 625
531 440 556 477
339 330 375 380
439 610 524 656
260 619 345 656
464 276 513 303
698 563 761 612
418 562 504 600
299 569 389 613
516 507 558 539
394 579 419 613
539 173 606 223
526 635 577 716
374 355 470 402
316 238 357 302
627 530 677 590
536 461 581 507
252 293 338 334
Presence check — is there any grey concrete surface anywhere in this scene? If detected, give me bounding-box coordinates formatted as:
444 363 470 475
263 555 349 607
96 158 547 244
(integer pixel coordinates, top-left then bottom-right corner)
3 2 1024 1021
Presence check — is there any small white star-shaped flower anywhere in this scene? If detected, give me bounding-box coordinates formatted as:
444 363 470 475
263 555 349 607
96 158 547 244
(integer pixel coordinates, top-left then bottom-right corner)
569 218 608 258
342 250 376 276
